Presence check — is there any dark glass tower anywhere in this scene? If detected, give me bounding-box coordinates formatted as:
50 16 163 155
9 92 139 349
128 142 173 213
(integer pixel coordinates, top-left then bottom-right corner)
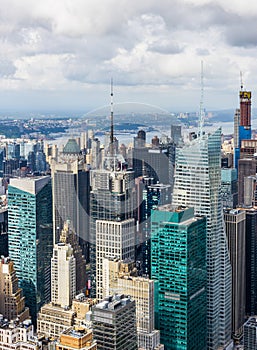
51 149 90 261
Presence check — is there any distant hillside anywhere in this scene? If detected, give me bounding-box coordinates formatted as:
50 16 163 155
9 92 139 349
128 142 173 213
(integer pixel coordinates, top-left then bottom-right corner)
209 108 257 122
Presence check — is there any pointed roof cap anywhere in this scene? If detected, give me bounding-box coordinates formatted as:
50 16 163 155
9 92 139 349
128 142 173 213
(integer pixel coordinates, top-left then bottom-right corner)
63 139 80 154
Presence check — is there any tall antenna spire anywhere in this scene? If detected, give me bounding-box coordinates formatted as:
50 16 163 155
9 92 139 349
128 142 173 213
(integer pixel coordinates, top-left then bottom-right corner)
240 71 243 91
110 78 114 147
199 60 204 138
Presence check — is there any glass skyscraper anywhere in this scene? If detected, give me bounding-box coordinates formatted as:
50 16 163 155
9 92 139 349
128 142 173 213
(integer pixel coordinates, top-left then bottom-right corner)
172 129 232 349
8 176 53 324
151 206 207 349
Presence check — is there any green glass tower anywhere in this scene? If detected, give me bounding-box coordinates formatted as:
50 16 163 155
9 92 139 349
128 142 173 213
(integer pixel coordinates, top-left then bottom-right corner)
151 205 207 350
8 176 53 324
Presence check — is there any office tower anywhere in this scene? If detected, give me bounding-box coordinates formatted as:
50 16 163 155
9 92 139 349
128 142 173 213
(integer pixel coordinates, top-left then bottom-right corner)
170 124 182 145
134 129 146 148
172 128 232 349
245 208 257 316
151 206 207 350
221 168 238 208
0 205 8 257
131 140 174 185
92 295 137 350
234 88 252 169
240 139 257 158
51 243 76 308
37 293 96 339
60 220 87 294
243 317 257 349
238 158 257 205
223 209 246 339
0 257 29 322
89 168 135 297
244 176 257 207
0 319 41 350
140 182 171 276
8 176 53 324
37 303 75 339
96 219 135 300
51 141 90 260
56 327 97 350
103 258 164 350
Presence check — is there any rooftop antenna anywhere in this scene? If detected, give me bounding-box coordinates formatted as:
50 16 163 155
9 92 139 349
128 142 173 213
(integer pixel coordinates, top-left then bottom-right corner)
240 71 243 91
199 60 204 139
110 78 114 153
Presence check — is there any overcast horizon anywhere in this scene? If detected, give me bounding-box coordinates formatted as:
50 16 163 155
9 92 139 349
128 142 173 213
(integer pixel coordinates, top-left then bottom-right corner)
0 0 257 114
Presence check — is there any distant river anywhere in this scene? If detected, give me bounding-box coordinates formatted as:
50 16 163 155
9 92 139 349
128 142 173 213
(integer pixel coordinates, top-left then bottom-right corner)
50 119 257 148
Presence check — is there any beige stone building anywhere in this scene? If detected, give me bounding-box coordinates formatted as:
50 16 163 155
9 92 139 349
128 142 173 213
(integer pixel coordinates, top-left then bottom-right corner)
0 257 29 322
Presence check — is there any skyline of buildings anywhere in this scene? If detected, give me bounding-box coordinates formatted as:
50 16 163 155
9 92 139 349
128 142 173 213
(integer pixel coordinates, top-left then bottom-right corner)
2 81 257 349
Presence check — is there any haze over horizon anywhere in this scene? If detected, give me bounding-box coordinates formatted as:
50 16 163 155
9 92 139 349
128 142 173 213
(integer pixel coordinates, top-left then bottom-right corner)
0 0 257 114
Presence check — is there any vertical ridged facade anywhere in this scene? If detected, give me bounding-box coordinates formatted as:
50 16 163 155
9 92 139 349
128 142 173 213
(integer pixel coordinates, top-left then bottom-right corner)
172 129 232 349
151 206 207 349
8 176 53 324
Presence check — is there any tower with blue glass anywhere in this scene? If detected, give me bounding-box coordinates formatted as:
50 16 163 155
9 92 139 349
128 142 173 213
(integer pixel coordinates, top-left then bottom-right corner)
234 89 252 170
151 205 207 350
8 176 53 324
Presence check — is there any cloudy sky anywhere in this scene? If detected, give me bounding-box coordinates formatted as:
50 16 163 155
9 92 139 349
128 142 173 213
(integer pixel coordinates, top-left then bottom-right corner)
0 0 257 114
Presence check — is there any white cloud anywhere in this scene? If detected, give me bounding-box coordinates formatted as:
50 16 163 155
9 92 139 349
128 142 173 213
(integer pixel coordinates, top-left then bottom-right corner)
0 0 256 111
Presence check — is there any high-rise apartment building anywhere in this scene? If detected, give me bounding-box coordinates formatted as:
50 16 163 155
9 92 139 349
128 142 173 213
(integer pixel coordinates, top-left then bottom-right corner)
172 129 232 349
234 88 252 169
151 206 207 350
92 294 137 350
0 257 29 322
51 243 76 308
8 176 53 324
224 209 246 339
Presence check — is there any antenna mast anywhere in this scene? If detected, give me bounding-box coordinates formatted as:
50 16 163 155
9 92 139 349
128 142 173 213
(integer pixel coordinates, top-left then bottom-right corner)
240 71 243 91
199 60 204 138
110 78 114 149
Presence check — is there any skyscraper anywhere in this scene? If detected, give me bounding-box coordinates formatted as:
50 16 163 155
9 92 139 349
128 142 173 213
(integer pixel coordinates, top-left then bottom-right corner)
89 168 135 297
238 158 256 205
151 206 207 350
103 258 164 350
245 208 257 316
8 176 53 324
221 168 238 208
59 220 87 294
51 143 90 260
96 219 135 300
92 295 137 350
224 209 246 339
172 129 232 349
51 243 76 308
234 88 252 170
243 317 257 349
0 257 29 322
